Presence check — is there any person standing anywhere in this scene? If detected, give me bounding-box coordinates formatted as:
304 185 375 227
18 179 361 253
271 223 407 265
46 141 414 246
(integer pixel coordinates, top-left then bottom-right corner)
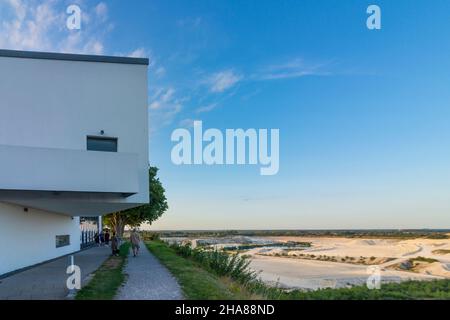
130 229 141 257
99 231 104 246
111 232 119 256
104 230 110 246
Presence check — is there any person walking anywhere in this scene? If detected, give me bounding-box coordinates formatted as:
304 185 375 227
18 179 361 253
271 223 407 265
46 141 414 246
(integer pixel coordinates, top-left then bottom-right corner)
130 229 141 257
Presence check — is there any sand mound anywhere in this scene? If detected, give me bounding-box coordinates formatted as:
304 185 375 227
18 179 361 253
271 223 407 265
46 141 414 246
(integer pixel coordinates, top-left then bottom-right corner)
415 262 450 278
349 239 378 246
349 239 395 246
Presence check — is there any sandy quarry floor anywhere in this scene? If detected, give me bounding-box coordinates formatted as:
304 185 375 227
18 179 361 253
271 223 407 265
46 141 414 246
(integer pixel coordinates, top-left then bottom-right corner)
247 236 450 290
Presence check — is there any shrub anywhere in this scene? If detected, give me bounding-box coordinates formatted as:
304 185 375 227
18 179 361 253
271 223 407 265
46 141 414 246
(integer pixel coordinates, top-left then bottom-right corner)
170 243 258 285
409 256 439 264
141 232 160 241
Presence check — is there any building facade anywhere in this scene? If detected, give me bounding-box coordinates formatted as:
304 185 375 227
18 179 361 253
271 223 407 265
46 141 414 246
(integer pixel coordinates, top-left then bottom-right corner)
0 50 149 276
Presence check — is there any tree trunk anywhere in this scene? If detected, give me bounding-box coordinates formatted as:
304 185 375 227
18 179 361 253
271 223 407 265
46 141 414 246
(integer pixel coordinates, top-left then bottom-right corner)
116 218 126 238
107 212 126 238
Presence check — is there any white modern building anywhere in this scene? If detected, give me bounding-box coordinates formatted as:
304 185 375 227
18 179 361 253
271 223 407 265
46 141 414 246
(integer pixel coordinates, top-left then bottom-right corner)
0 49 149 276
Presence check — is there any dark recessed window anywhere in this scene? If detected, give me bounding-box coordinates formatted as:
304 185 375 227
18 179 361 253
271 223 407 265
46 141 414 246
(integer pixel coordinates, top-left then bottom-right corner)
87 136 118 152
56 235 70 248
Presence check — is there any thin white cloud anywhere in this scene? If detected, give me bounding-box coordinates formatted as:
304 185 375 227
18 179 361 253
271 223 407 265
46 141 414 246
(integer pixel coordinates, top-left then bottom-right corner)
123 48 167 78
207 69 242 93
94 2 108 21
177 17 202 28
161 87 175 103
149 87 187 131
127 48 148 58
196 103 218 113
174 58 330 123
179 118 196 128
155 66 166 77
0 0 111 55
255 58 330 80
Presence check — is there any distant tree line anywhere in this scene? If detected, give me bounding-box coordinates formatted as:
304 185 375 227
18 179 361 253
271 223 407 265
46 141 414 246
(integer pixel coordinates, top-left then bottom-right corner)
153 229 449 239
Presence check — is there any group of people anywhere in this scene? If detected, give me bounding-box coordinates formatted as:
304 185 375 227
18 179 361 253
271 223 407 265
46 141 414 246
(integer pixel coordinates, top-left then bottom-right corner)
94 229 120 256
94 229 110 246
94 228 141 257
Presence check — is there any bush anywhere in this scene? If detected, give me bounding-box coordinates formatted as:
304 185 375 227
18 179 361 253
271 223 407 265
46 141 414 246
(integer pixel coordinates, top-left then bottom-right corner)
141 231 160 241
169 243 258 285
409 256 439 264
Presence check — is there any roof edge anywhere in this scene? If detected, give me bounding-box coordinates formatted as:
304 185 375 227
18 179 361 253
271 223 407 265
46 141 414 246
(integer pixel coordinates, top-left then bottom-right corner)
0 49 149 65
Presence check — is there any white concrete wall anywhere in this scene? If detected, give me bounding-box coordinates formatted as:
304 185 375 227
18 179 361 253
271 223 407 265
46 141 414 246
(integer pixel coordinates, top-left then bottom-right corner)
0 144 139 194
0 55 149 207
0 202 81 276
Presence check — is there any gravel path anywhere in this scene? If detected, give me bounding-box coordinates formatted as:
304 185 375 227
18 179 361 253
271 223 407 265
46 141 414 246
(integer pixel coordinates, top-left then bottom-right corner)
115 241 184 300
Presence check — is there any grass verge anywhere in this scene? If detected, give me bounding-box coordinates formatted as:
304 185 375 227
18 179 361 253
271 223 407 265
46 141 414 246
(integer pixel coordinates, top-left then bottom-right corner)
146 241 259 299
76 242 130 300
278 278 450 300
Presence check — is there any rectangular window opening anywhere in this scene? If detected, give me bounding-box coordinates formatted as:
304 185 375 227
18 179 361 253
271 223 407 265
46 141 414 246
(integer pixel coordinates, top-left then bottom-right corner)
56 235 70 248
87 136 118 152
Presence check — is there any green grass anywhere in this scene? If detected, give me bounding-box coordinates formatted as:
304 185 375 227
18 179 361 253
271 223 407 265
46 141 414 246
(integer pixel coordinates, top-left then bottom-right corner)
146 241 258 299
76 242 130 300
277 279 450 300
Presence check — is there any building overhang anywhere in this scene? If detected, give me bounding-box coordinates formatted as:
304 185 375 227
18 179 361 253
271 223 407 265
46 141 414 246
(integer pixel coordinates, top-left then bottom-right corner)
0 190 142 217
0 144 139 194
0 144 144 216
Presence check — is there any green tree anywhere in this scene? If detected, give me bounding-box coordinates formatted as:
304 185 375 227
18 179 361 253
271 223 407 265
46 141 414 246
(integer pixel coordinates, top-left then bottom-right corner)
103 166 168 237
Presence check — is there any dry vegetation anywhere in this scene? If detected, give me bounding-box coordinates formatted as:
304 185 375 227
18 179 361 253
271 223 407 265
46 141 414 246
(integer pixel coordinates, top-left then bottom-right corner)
257 251 395 265
433 249 450 255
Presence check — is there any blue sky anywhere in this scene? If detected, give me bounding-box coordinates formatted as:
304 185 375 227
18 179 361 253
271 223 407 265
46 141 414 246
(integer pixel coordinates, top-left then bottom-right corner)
1 0 450 229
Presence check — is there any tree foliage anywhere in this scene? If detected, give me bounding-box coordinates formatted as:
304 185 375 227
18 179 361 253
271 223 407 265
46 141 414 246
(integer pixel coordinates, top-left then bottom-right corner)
103 166 168 236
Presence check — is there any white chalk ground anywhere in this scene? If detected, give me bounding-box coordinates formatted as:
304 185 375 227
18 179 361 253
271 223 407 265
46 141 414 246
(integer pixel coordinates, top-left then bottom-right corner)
247 237 450 290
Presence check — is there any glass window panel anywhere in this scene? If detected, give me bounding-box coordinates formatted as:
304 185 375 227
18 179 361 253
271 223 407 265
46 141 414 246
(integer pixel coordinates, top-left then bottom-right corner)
56 235 70 248
87 137 118 152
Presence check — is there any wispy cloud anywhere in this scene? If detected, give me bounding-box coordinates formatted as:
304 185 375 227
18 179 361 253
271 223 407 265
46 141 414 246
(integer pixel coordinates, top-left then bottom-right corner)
179 118 197 128
177 58 331 123
177 17 202 28
196 102 218 113
149 87 188 131
94 2 108 22
154 66 166 77
123 48 168 78
206 69 242 93
127 47 148 58
0 0 112 55
199 58 328 98
254 58 330 80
